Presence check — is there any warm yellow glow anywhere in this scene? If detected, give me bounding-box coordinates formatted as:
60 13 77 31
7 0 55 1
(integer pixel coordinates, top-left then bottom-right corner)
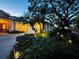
34 34 37 37
34 22 40 33
2 24 6 29
0 18 12 31
0 18 32 33
41 33 46 37
15 22 31 32
38 32 48 37
40 22 43 30
15 51 20 59
34 22 43 33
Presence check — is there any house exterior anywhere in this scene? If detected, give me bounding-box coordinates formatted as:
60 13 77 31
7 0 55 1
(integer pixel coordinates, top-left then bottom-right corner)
0 18 30 33
0 10 53 33
43 22 53 32
0 18 12 32
33 22 53 33
0 10 31 33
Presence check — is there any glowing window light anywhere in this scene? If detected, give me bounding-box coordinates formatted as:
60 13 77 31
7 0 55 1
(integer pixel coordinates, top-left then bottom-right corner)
0 20 3 23
2 24 6 29
0 18 18 31
15 22 29 32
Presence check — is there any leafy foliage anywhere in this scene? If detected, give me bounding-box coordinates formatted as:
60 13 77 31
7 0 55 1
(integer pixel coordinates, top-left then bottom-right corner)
74 15 79 29
28 0 79 31
13 33 79 59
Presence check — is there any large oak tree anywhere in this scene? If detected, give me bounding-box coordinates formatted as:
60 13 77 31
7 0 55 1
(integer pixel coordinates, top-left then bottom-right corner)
28 0 79 31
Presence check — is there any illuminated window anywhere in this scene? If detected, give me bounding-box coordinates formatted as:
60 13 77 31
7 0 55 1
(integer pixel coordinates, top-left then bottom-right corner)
2 24 6 29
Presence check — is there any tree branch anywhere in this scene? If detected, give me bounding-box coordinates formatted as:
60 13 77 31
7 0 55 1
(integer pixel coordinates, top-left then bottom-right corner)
65 0 76 10
50 2 63 21
68 10 79 20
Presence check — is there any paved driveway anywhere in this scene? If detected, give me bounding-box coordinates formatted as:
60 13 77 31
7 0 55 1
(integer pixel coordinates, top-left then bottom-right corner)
0 33 24 59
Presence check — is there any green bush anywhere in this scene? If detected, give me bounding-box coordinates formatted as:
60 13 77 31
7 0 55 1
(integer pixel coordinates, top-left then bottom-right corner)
16 34 35 51
8 32 79 59
14 34 79 59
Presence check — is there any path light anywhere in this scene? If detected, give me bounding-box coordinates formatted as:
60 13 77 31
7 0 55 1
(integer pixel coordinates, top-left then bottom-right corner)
68 40 72 43
41 32 48 37
14 48 20 59
15 51 20 59
34 34 37 37
60 34 64 37
57 32 59 34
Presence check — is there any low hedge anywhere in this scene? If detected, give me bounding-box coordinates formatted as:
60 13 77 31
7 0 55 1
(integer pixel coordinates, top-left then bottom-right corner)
8 31 79 59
